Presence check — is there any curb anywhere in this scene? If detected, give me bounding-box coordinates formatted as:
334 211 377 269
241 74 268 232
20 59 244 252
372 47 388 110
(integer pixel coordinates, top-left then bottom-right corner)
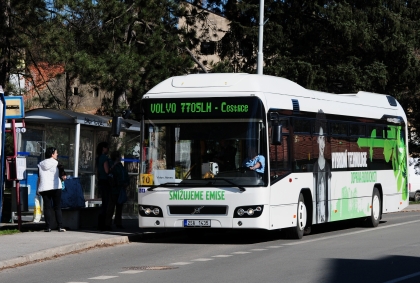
0 234 142 271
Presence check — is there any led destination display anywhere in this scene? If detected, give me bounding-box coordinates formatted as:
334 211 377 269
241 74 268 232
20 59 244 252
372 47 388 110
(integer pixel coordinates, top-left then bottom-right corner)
142 97 263 119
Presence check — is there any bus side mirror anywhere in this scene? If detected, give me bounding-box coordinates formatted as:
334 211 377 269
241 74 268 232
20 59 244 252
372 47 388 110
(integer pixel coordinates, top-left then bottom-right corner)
271 124 282 145
111 116 123 137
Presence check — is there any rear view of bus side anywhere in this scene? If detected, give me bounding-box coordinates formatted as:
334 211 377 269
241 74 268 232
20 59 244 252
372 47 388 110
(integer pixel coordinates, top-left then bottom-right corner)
138 73 409 239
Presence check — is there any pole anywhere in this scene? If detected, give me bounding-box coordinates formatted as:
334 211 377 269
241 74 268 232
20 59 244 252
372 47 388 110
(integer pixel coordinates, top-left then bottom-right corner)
74 123 80 177
12 119 22 230
0 88 4 224
257 0 265 75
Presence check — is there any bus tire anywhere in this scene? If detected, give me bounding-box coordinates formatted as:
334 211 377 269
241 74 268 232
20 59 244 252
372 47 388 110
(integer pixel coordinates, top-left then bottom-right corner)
366 188 381 227
414 191 420 202
289 193 307 239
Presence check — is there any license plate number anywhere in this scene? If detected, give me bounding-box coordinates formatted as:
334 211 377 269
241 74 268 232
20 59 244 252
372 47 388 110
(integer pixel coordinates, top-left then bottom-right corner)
183 220 211 227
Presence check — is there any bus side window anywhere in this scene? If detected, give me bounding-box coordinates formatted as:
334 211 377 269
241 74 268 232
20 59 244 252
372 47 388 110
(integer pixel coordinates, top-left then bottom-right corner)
269 135 290 181
293 134 313 172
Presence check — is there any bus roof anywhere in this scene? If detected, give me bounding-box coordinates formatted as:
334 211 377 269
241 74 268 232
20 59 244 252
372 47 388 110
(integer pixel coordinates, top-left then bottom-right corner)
145 73 406 121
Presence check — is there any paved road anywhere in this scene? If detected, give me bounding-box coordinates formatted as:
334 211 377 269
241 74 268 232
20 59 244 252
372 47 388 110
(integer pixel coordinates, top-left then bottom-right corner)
0 209 419 283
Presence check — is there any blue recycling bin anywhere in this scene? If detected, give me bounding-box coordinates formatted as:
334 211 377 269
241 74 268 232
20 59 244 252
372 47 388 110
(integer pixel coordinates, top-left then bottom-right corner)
19 170 38 209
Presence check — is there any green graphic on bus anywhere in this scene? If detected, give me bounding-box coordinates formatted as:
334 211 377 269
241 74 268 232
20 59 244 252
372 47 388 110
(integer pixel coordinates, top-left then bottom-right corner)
331 187 368 221
357 125 407 200
331 125 407 221
169 190 225 201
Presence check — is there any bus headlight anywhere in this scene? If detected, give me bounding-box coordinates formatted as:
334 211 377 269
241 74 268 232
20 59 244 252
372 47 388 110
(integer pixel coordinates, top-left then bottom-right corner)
234 205 263 218
139 205 163 217
153 208 160 215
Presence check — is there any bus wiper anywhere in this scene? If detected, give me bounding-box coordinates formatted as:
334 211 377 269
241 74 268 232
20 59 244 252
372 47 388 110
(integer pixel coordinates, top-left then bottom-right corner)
147 183 181 191
213 178 246 192
147 182 209 191
147 180 246 192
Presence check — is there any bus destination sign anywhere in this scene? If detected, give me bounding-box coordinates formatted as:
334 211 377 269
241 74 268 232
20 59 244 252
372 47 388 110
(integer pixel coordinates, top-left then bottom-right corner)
143 97 263 119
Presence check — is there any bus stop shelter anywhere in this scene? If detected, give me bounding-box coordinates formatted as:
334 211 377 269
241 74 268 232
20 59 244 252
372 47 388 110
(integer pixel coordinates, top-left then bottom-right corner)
18 109 140 210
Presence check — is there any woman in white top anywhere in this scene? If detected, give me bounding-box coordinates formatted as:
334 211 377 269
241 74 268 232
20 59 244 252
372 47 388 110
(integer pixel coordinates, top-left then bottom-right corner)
37 147 65 232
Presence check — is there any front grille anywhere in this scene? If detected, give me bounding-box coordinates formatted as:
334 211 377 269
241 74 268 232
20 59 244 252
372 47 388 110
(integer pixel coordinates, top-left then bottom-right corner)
168 205 228 215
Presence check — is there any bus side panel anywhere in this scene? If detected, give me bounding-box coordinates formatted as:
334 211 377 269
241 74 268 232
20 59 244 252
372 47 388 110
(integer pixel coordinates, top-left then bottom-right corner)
269 205 299 230
269 173 313 230
329 170 405 221
330 171 375 221
269 169 406 227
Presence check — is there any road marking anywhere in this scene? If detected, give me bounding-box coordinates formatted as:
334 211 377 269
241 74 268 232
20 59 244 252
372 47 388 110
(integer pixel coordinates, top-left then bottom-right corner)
212 255 233 258
67 282 88 283
192 258 214 261
88 276 118 279
250 249 267 251
383 271 420 283
266 246 282 248
170 262 193 265
119 270 144 274
284 219 420 246
232 251 251 254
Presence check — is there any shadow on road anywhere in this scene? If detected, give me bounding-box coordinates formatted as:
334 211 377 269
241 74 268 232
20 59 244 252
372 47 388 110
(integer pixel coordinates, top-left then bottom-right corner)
133 218 387 245
325 255 420 283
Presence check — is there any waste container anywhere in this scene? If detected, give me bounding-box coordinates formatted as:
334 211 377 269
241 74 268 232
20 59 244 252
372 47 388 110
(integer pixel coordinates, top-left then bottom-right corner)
1 194 12 222
11 186 29 212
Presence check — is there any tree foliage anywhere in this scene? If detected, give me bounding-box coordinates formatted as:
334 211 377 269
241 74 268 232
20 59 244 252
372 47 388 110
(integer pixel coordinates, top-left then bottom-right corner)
41 0 195 117
1 0 195 117
0 0 49 92
204 0 420 153
2 0 420 152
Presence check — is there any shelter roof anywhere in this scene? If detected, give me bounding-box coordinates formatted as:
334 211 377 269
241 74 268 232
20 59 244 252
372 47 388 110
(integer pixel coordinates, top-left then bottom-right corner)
24 108 140 132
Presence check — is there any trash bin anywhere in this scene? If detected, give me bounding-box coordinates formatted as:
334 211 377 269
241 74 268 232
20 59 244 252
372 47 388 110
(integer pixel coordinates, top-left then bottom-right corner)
1 194 12 222
11 186 29 212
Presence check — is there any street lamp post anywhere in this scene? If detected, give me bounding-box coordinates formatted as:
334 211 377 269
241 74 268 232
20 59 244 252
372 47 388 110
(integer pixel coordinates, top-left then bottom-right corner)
257 0 265 75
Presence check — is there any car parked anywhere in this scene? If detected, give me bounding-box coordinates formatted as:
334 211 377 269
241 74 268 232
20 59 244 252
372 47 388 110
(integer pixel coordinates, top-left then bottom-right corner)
409 157 420 202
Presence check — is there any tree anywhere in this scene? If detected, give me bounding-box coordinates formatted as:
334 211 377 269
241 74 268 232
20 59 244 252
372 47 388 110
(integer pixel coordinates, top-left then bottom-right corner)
0 0 49 93
209 0 420 153
39 0 194 119
95 0 195 118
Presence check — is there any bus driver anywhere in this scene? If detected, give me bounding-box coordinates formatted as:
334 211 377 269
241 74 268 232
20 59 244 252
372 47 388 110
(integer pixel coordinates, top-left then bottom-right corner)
243 146 265 174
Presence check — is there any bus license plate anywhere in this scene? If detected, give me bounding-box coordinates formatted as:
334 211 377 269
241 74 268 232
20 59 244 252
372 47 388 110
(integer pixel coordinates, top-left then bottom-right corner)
184 220 211 227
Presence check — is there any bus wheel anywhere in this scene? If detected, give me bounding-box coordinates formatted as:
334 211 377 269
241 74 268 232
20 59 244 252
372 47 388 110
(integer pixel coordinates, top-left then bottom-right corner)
289 193 307 239
367 188 381 227
414 192 420 202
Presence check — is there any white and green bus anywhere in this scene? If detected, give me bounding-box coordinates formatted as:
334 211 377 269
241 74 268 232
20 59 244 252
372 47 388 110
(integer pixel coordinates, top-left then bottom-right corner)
138 73 408 239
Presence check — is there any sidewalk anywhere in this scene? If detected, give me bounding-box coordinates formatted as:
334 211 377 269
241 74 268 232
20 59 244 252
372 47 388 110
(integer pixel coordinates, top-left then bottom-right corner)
0 217 157 270
0 204 419 271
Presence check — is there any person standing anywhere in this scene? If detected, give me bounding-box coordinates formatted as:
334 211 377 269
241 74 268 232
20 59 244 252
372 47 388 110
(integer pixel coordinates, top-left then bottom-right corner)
106 151 129 229
37 147 66 232
96 142 110 230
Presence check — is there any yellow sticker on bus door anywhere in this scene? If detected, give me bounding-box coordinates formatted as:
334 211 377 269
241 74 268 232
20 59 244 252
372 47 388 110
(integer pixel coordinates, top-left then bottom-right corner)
140 174 153 185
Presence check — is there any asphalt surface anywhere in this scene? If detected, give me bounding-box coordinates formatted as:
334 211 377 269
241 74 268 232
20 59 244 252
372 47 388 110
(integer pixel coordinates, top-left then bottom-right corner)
0 204 419 271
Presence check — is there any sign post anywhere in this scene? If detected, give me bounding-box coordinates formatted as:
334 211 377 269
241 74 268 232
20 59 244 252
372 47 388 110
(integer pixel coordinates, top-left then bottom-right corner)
4 95 25 230
0 87 5 223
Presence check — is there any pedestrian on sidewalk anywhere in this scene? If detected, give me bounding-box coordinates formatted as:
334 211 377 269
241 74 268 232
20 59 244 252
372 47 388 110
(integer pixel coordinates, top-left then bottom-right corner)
37 147 66 232
96 142 111 230
105 151 129 230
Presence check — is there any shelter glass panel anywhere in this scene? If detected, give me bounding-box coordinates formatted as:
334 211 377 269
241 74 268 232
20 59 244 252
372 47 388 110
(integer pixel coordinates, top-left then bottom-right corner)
45 126 72 170
19 128 43 169
79 129 95 173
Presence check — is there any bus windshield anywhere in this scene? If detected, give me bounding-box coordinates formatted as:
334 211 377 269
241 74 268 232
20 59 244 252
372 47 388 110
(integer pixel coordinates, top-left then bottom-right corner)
141 97 267 187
